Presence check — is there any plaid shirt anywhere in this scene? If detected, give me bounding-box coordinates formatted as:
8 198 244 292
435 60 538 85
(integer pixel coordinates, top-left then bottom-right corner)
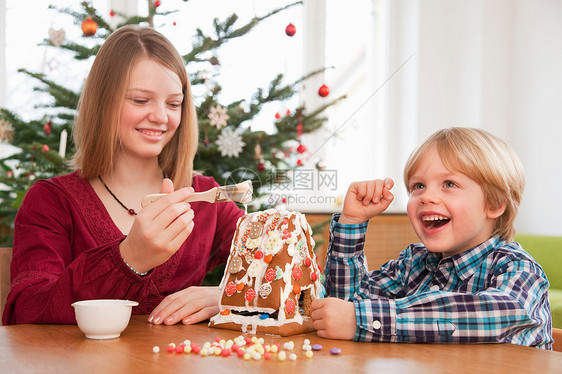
323 214 552 349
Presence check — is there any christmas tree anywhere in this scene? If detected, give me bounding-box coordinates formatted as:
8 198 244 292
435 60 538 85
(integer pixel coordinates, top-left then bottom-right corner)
0 1 341 246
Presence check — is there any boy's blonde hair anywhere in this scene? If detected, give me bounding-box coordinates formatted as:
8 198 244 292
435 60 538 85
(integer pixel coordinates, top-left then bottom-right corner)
403 127 525 241
71 25 198 189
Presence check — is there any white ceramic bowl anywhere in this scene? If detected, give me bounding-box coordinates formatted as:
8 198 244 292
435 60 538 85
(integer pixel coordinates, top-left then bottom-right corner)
71 299 139 339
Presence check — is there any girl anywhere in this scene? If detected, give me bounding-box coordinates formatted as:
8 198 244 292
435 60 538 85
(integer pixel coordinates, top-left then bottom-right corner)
2 26 244 326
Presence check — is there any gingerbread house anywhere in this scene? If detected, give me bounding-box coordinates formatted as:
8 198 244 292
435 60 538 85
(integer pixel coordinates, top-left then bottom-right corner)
209 209 323 336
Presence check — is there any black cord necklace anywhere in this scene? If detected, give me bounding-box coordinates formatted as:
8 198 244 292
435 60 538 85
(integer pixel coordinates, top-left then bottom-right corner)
98 176 137 216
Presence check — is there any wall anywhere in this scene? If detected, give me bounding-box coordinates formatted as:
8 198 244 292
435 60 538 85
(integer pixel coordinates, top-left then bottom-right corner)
509 0 562 236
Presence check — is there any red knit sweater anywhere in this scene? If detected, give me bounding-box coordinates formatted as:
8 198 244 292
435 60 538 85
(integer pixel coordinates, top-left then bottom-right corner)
2 171 243 325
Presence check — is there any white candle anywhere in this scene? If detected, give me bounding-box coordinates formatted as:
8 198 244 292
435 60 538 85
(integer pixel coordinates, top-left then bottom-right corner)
59 129 67 158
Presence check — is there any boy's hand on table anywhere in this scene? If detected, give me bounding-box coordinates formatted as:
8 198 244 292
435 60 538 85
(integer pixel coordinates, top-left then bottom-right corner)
310 297 357 340
339 178 394 225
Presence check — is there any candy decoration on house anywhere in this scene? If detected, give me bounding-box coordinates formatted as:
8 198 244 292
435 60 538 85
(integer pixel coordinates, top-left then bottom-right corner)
154 1 161 7
216 128 245 158
81 16 98 37
208 104 230 129
210 209 323 336
318 84 330 97
285 23 296 37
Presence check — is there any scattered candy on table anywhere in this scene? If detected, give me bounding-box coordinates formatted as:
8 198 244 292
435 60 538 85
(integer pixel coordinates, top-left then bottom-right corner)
155 335 342 361
330 347 342 355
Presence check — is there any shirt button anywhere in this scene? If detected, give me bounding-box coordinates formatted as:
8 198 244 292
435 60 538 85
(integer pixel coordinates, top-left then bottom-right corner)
372 320 382 329
430 285 440 291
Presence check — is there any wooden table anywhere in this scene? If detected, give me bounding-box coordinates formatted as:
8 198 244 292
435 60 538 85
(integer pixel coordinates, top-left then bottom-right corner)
1 315 561 373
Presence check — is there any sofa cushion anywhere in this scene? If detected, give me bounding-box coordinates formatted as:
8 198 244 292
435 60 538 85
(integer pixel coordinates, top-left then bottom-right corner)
515 234 562 329
514 234 562 290
549 289 562 330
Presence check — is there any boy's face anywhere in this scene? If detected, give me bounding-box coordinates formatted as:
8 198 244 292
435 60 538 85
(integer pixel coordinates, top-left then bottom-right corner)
406 146 500 257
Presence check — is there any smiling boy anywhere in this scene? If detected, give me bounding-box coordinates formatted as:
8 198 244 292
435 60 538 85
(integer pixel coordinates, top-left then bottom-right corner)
311 127 552 349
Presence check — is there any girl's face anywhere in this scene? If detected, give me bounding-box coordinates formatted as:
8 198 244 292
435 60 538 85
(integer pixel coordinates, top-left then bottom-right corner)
406 146 503 257
118 57 183 160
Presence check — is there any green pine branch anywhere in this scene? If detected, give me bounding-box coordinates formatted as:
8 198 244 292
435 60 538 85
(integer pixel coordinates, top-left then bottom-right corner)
183 1 302 63
18 69 80 110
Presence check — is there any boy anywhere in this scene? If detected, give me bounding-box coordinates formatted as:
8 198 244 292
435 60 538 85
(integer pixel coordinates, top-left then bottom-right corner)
311 127 552 349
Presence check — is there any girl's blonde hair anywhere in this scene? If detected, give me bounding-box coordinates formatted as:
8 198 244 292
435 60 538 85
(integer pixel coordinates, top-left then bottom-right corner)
71 25 198 188
403 127 525 241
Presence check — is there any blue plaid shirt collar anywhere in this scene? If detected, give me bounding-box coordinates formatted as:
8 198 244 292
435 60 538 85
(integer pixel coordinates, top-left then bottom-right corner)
424 236 504 281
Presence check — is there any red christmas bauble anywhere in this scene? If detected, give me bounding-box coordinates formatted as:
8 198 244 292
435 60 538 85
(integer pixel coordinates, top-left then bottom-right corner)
296 144 307 154
257 162 266 171
154 1 161 7
318 84 330 97
285 23 296 37
296 159 303 166
274 112 281 119
109 10 115 17
42 144 50 152
44 121 52 136
81 16 98 37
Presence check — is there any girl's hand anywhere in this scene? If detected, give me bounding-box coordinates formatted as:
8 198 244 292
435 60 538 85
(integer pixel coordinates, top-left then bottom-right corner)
339 178 394 225
310 297 357 340
148 286 221 325
119 178 195 273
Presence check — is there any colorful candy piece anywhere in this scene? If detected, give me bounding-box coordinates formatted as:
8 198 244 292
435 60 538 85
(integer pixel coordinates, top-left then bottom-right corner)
245 288 256 302
292 266 302 281
311 344 323 351
293 284 301 294
285 299 296 314
152 346 160 353
275 266 284 280
330 347 342 355
264 268 276 282
226 282 236 296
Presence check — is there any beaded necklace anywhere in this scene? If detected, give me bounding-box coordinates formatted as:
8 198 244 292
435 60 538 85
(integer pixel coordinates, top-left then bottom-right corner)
98 176 137 215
